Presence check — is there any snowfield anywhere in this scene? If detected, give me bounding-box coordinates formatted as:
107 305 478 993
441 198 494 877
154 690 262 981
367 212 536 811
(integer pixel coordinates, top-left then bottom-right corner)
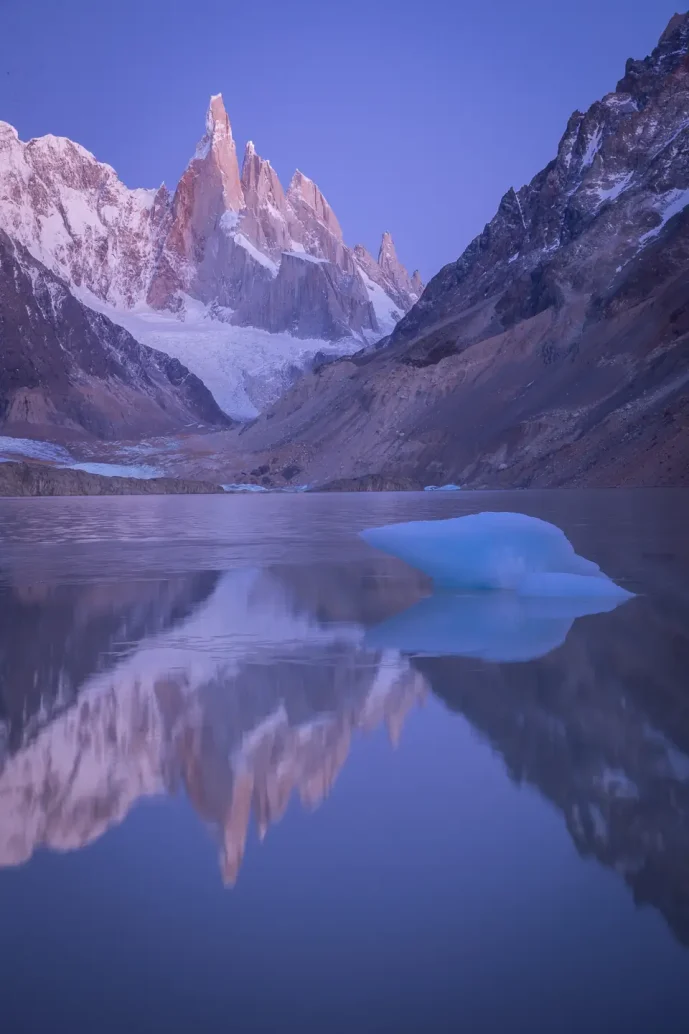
0 436 74 464
358 267 403 338
0 436 163 479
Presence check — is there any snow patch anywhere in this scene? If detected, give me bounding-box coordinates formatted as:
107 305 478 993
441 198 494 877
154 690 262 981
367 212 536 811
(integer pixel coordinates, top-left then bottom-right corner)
0 437 162 480
356 266 402 337
581 127 603 169
195 137 211 160
0 436 73 464
639 188 689 244
232 233 279 276
284 250 327 265
219 210 240 233
69 462 162 479
514 191 527 229
602 93 638 114
594 172 634 203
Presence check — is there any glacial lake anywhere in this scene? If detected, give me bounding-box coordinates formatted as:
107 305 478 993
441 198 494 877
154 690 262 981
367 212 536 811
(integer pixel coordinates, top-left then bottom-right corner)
0 490 688 1034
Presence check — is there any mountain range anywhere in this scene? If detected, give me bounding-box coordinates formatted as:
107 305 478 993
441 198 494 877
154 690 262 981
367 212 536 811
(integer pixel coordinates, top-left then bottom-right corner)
0 94 420 428
0 12 687 485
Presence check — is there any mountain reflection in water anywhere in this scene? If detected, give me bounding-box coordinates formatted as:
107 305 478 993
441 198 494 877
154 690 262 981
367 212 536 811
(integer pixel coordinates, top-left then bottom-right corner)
0 566 427 883
0 504 688 954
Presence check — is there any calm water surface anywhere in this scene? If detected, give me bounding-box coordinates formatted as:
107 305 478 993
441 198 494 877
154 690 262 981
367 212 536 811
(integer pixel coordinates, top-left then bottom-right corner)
0 490 688 1034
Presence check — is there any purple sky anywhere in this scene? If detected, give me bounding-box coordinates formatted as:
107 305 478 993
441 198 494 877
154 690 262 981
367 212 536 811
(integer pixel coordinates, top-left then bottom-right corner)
0 0 680 281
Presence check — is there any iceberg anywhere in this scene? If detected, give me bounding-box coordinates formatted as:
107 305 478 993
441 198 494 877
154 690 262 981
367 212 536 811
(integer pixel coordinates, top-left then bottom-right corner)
360 511 632 599
365 591 626 663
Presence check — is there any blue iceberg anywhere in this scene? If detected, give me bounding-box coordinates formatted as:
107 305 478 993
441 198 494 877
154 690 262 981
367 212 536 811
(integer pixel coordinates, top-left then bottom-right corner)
360 511 632 599
365 591 627 663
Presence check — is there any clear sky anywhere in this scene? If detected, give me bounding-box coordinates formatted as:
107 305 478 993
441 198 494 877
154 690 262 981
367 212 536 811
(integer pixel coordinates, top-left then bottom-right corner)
0 0 681 282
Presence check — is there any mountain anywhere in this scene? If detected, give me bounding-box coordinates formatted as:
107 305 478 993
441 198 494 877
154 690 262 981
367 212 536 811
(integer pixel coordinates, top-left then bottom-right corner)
0 231 229 438
0 98 421 422
225 12 689 488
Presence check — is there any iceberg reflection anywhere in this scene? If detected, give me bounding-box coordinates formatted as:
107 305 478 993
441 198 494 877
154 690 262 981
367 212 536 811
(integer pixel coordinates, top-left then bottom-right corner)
365 589 629 662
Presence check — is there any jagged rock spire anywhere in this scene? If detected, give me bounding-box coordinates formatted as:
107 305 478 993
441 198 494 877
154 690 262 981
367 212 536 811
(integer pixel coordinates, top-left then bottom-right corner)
377 230 417 301
410 270 424 298
196 93 244 212
616 10 689 101
239 140 290 254
287 170 343 239
660 12 686 44
241 140 286 210
378 230 398 277
147 93 246 308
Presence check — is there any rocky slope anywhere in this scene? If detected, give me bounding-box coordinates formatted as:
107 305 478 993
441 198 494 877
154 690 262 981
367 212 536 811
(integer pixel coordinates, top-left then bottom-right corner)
0 231 230 438
0 96 421 422
225 13 689 488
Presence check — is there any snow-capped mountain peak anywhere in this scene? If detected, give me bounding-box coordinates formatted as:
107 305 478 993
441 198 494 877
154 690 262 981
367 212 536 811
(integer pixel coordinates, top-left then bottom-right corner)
0 94 420 423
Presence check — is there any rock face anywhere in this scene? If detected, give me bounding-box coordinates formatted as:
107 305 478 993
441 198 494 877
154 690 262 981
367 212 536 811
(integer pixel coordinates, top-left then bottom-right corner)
0 462 225 497
0 95 418 344
227 13 689 488
378 231 420 304
0 231 230 437
146 94 262 313
239 140 291 256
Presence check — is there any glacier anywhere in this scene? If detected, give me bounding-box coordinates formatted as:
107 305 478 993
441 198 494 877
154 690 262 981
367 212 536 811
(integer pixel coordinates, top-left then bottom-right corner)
75 292 362 420
360 511 633 598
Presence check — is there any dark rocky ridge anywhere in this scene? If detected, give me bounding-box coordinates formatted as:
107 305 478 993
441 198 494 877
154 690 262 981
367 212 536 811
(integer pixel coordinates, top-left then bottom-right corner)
0 231 230 439
310 474 424 492
0 462 224 496
224 13 689 489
